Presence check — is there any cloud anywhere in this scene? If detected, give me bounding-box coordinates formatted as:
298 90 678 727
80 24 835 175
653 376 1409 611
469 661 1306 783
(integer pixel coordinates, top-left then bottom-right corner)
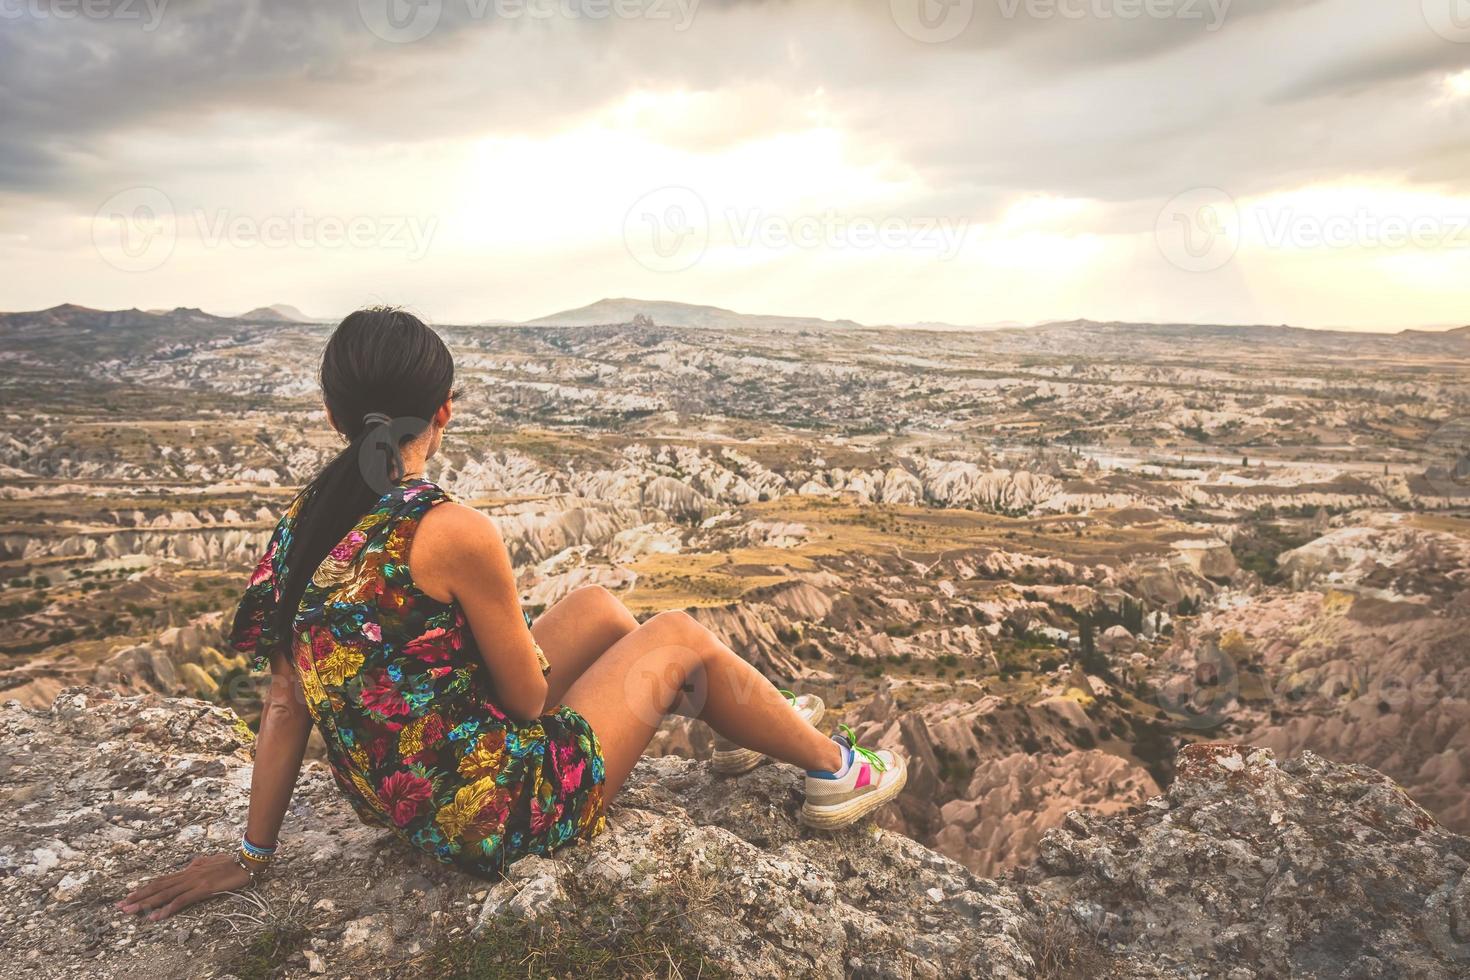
5 1 1462 203
2 0 1468 327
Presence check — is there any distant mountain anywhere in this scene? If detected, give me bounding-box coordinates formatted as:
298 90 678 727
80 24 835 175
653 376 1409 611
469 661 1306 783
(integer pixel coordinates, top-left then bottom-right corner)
237 303 321 323
1401 324 1470 338
518 297 864 331
0 304 231 330
4 302 1465 350
895 319 1037 332
1015 318 1470 355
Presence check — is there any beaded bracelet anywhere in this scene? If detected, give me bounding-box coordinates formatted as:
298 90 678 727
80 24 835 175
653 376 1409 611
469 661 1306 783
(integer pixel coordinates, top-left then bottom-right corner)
240 835 277 862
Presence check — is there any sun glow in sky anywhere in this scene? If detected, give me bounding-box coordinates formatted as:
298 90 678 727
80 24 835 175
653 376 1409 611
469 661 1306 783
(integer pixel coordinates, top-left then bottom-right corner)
1 2 1467 329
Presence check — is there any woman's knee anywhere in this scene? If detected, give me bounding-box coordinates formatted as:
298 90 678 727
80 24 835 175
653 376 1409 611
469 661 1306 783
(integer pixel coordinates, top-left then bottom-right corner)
637 610 713 666
569 585 637 635
642 608 698 637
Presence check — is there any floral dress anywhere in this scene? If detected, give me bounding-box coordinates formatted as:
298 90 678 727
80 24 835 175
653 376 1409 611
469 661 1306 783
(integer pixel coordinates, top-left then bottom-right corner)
229 478 606 877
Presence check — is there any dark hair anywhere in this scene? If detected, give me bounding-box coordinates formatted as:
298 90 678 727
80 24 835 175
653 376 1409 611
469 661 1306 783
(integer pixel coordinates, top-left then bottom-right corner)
273 307 455 644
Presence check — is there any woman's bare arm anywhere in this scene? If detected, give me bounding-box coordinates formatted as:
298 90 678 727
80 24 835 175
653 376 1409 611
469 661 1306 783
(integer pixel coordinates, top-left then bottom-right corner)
245 655 315 844
119 653 313 921
411 501 549 721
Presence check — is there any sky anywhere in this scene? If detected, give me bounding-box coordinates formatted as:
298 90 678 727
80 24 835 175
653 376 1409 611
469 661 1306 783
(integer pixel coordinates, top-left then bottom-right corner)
1 0 1468 330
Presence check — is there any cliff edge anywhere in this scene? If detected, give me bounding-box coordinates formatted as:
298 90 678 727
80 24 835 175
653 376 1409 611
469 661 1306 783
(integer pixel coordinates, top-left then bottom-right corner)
2 689 1467 978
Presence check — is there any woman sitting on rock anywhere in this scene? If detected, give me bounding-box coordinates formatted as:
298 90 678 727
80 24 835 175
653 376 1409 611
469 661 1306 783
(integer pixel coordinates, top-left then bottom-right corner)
120 308 906 921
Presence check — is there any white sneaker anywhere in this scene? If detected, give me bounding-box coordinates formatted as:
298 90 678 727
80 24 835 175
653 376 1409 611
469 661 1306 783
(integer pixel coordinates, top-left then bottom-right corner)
800 726 907 829
711 691 825 775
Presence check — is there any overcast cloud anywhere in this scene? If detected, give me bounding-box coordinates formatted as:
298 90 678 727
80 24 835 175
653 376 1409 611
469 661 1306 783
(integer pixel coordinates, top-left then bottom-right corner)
1 0 1467 328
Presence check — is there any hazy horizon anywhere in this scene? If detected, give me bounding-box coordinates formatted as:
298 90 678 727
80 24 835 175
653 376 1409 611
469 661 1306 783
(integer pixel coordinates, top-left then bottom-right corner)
7 294 1470 335
4 2 1469 330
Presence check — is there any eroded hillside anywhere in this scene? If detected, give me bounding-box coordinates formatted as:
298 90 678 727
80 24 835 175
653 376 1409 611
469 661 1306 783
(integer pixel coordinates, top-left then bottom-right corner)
2 304 1469 881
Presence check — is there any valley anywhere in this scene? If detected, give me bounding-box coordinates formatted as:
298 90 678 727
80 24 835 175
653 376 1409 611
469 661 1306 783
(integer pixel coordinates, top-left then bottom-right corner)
2 302 1468 877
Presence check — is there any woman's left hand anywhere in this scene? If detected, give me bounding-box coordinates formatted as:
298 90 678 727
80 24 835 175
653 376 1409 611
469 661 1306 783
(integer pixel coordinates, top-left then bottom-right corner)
118 852 254 921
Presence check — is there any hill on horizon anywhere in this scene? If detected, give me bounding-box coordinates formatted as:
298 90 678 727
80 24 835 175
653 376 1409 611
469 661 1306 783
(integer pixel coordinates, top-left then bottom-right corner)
236 303 322 323
516 297 865 331
2 302 1465 349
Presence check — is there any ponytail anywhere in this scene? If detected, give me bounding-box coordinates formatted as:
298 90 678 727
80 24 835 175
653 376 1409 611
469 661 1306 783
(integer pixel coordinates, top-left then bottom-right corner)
271 308 454 647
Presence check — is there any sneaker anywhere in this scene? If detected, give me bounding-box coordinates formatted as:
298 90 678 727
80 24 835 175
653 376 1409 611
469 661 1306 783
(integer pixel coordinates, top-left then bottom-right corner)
711 690 825 776
800 725 907 829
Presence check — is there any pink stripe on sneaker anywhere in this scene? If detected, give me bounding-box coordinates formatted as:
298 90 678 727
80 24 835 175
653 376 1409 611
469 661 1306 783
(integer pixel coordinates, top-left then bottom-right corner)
854 763 871 789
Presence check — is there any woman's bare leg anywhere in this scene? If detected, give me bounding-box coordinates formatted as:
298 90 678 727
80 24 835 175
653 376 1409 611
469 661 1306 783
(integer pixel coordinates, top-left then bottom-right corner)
562 610 843 801
531 585 639 706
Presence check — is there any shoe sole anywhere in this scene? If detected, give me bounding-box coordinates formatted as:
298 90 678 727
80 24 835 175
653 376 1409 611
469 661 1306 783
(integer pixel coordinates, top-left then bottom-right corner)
710 699 825 776
800 758 908 830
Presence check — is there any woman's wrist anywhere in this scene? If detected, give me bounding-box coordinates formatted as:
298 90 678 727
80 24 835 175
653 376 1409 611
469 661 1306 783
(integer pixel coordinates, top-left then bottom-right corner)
232 853 262 886
236 832 278 883
241 833 278 861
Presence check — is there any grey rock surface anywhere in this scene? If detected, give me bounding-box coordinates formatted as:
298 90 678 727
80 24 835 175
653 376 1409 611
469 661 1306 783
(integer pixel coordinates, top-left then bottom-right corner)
2 688 1468 978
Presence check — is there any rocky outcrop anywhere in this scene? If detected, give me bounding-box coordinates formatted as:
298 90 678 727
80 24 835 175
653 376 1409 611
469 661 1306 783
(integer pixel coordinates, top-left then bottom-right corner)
1184 587 1470 834
852 685 1162 876
1019 743 1470 977
0 527 267 565
1278 516 1470 601
0 613 246 709
6 690 1466 979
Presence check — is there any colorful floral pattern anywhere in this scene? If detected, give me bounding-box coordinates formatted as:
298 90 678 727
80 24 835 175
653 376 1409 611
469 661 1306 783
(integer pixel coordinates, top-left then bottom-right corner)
229 480 606 877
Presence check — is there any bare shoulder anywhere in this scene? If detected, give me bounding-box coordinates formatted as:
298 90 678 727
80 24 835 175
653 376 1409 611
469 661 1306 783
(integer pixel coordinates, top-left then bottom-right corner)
415 501 502 556
410 502 510 600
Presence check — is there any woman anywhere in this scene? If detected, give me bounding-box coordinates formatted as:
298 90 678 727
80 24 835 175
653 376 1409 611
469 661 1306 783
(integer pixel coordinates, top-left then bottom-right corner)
119 308 906 921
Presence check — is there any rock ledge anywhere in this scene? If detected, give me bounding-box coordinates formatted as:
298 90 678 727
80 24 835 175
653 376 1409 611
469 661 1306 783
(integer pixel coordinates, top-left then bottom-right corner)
2 689 1468 978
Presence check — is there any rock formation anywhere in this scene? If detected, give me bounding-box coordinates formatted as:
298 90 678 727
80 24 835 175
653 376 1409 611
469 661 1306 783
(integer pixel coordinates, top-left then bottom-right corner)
3 689 1468 978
